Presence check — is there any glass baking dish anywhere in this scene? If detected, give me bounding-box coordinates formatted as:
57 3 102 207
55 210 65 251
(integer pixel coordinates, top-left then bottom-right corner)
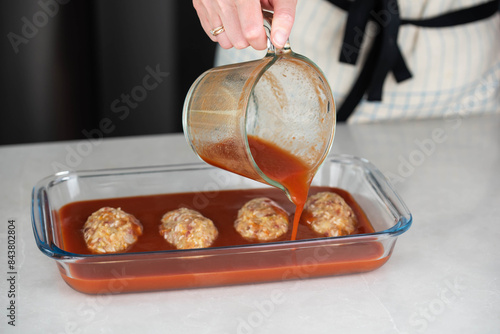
31 154 412 294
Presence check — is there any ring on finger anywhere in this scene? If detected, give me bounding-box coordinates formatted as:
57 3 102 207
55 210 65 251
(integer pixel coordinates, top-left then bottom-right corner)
210 25 225 37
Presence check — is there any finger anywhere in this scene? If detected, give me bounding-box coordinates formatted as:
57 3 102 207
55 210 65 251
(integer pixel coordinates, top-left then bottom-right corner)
215 31 233 49
217 1 250 49
193 0 233 48
199 0 234 49
269 0 296 48
236 0 267 50
199 12 219 42
193 0 217 42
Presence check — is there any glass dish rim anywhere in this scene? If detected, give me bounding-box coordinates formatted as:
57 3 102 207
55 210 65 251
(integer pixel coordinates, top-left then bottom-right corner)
31 154 413 261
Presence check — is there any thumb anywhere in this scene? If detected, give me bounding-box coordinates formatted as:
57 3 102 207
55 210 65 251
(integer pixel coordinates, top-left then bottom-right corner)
270 0 296 48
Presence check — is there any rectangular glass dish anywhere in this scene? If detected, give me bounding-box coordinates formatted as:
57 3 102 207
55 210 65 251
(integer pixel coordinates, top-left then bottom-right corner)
31 154 412 294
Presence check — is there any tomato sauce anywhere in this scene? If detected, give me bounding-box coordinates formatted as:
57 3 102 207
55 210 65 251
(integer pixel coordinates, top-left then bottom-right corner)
56 187 387 294
200 135 317 241
247 135 312 241
58 187 374 255
55 137 389 294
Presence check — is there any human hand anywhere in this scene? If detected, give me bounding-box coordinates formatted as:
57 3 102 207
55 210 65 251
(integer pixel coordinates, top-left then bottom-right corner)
193 0 297 50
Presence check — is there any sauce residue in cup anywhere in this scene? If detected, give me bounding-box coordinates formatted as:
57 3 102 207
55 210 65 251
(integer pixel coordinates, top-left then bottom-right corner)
247 135 313 241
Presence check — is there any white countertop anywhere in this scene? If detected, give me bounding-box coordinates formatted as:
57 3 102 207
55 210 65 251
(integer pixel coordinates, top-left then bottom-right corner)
1 114 499 334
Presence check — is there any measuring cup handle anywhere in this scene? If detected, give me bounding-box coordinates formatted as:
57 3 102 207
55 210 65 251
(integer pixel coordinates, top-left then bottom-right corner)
263 10 291 55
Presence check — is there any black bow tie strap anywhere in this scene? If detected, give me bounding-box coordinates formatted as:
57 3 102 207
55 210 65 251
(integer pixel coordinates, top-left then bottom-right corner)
326 0 500 121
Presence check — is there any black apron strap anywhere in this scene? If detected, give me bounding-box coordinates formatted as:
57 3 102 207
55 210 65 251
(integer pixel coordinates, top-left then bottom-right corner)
339 0 377 65
401 0 500 27
366 0 402 102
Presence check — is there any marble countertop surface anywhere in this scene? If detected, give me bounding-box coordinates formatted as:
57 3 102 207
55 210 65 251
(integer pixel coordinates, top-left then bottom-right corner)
1 114 499 334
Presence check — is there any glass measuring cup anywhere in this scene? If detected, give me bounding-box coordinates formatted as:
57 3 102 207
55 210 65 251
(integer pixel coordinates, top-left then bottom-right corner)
182 11 335 202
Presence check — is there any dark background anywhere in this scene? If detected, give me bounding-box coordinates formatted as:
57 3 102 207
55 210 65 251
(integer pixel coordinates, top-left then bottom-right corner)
0 0 216 145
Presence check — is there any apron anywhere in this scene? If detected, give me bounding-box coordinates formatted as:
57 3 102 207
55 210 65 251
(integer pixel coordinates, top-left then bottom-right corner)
215 0 500 122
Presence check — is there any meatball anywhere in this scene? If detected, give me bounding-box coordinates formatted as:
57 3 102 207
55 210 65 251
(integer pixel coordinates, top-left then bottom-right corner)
83 207 143 254
234 197 289 241
302 192 357 237
159 208 218 249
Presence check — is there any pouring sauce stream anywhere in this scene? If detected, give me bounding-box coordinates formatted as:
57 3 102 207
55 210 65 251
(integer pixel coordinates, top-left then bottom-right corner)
247 135 313 240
